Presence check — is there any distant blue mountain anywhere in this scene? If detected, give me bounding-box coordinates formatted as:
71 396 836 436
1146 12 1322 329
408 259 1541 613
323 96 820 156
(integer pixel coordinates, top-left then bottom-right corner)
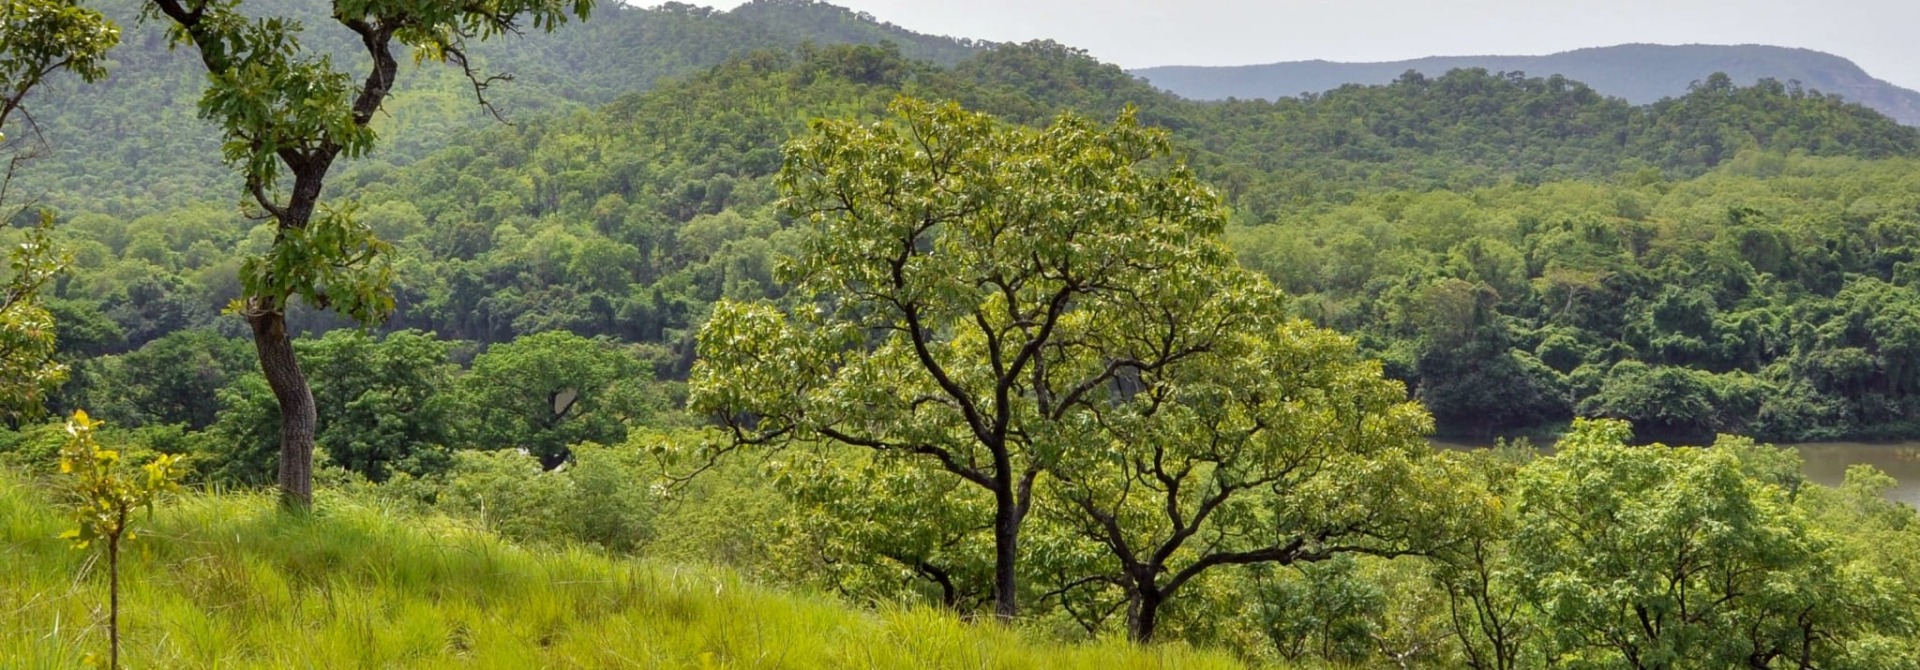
1133 44 1920 126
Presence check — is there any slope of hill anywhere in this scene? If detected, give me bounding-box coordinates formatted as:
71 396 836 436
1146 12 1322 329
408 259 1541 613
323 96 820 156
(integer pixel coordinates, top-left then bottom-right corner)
1133 44 1920 126
0 471 1241 668
26 41 1920 351
9 0 982 215
289 41 1909 343
16 13 1920 443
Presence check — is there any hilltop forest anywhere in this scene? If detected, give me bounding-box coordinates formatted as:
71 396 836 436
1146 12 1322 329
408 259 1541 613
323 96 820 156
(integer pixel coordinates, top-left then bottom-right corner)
8 0 1920 667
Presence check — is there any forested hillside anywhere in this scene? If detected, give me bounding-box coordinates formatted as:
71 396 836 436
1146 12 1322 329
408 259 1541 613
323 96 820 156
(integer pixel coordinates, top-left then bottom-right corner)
1135 43 1920 126
12 2 1920 667
11 0 982 213
28 38 1920 442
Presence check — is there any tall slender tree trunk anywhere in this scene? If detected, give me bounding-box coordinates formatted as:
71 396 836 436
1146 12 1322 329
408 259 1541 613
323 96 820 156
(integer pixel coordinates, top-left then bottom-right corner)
250 309 317 509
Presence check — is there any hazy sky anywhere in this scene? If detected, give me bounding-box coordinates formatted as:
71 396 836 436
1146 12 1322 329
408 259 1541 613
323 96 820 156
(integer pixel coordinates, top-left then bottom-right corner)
699 0 1920 91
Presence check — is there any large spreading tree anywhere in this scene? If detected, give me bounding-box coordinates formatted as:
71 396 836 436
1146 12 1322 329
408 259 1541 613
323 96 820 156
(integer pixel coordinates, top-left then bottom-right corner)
690 97 1397 620
698 96 1459 618
143 0 593 507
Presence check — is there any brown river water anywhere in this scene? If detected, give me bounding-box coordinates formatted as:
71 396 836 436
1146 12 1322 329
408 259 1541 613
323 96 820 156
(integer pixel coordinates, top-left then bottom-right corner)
1790 442 1920 507
1434 440 1920 507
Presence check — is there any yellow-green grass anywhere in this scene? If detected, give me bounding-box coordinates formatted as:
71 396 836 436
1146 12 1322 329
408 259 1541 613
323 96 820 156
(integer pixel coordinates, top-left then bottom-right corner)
0 471 1244 669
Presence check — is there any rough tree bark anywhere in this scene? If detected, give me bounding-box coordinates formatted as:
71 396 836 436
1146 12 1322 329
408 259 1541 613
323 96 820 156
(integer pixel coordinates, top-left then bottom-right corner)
250 311 316 507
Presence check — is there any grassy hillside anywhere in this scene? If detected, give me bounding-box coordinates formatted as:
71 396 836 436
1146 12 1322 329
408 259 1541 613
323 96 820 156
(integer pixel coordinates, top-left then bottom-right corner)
0 471 1241 668
1135 44 1920 126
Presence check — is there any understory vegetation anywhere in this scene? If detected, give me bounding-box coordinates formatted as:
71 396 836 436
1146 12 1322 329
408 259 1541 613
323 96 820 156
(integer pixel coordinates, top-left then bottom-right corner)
0 470 1240 669
10 414 1918 667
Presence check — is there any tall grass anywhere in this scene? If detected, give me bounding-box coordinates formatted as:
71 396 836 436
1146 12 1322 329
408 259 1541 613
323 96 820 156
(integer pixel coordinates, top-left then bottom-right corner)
0 471 1246 669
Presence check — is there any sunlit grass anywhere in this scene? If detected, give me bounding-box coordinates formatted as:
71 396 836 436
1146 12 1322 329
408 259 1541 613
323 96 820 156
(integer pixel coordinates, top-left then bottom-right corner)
0 471 1245 669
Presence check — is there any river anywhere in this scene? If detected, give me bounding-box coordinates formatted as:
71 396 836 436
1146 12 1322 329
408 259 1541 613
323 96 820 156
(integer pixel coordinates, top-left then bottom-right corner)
1791 442 1920 507
1434 440 1920 507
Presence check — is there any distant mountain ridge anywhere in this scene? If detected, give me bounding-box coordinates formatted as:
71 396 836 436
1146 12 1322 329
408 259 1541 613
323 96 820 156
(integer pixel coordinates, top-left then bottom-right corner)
1132 44 1920 126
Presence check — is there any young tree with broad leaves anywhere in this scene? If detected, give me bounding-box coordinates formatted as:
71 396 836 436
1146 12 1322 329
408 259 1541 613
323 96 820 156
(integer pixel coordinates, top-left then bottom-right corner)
57 409 186 670
141 0 593 507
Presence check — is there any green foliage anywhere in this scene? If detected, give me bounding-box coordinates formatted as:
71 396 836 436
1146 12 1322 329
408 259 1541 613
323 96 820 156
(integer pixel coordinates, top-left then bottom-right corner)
15 0 982 213
431 441 659 552
1250 556 1388 664
460 330 652 469
0 419 71 469
763 443 997 610
0 0 117 128
300 329 459 481
200 372 279 485
0 221 72 425
690 96 1480 640
434 448 583 545
234 205 394 324
201 329 467 485
139 0 606 507
144 0 592 326
1507 419 1911 668
692 96 1261 619
56 409 183 548
1224 155 1920 440
1039 314 1459 642
80 328 252 430
9 10 1920 665
14 32 1920 445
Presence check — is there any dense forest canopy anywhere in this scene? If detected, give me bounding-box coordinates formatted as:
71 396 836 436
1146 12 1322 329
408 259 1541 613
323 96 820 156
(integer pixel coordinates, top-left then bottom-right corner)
18 32 1920 442
8 2 1920 666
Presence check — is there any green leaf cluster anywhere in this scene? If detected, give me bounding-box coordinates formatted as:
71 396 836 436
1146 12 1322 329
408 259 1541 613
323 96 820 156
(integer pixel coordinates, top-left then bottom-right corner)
55 408 183 549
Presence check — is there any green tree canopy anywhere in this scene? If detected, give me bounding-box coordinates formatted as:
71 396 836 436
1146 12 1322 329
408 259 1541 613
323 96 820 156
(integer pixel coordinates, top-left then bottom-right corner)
1509 419 1907 669
0 0 116 137
461 330 651 469
300 329 458 481
695 96 1305 620
83 328 252 430
1042 314 1460 642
